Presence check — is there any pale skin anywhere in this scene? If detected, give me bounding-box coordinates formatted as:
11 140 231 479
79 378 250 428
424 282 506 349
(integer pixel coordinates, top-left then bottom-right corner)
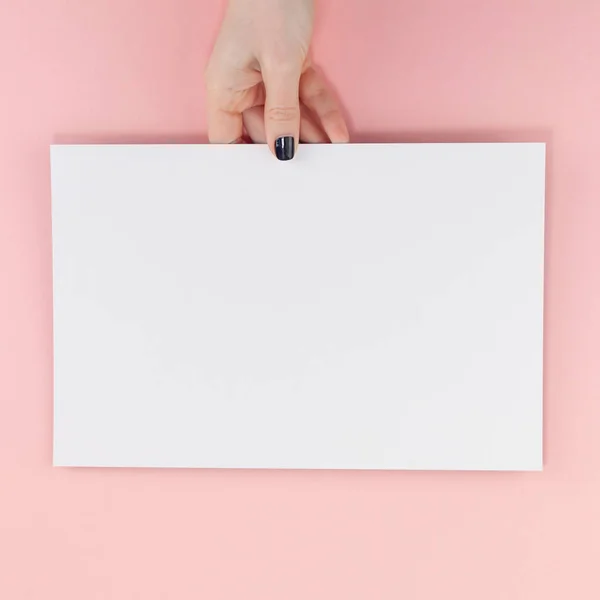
205 0 349 160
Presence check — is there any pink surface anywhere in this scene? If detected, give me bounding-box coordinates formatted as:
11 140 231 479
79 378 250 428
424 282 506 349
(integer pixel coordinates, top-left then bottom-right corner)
1 0 599 597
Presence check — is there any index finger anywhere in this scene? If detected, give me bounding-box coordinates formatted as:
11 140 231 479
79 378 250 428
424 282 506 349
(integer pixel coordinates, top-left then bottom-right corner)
206 92 244 144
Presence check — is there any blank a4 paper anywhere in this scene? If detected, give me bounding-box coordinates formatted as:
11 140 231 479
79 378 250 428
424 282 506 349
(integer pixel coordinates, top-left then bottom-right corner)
51 143 545 471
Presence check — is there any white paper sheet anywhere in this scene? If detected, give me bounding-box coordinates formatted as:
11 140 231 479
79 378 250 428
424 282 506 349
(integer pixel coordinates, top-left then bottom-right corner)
51 143 545 470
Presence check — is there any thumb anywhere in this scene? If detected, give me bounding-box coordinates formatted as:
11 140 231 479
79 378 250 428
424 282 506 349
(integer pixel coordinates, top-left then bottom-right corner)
262 65 302 161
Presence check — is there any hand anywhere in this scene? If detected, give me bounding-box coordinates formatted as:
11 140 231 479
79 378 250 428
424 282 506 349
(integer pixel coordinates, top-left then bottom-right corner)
205 0 349 160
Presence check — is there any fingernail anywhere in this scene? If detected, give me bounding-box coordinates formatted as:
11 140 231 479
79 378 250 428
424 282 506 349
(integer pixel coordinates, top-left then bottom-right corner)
275 136 295 161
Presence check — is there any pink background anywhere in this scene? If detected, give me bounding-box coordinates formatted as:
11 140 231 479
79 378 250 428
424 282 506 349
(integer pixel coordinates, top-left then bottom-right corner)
1 0 599 597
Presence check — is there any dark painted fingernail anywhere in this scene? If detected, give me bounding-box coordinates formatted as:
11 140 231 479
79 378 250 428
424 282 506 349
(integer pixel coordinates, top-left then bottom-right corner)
275 136 295 161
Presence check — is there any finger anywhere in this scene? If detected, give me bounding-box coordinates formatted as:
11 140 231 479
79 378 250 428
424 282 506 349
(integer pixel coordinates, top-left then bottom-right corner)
243 105 328 144
300 67 349 143
299 105 329 143
206 94 244 144
206 83 264 144
261 64 302 160
242 106 266 143
231 135 252 144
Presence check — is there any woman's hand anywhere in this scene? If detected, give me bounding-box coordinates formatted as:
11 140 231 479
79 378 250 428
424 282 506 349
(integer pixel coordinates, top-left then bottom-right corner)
205 0 349 160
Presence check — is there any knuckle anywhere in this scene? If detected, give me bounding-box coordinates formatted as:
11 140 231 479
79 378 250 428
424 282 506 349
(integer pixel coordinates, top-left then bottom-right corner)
320 106 340 121
311 87 329 103
266 106 299 123
203 61 228 91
